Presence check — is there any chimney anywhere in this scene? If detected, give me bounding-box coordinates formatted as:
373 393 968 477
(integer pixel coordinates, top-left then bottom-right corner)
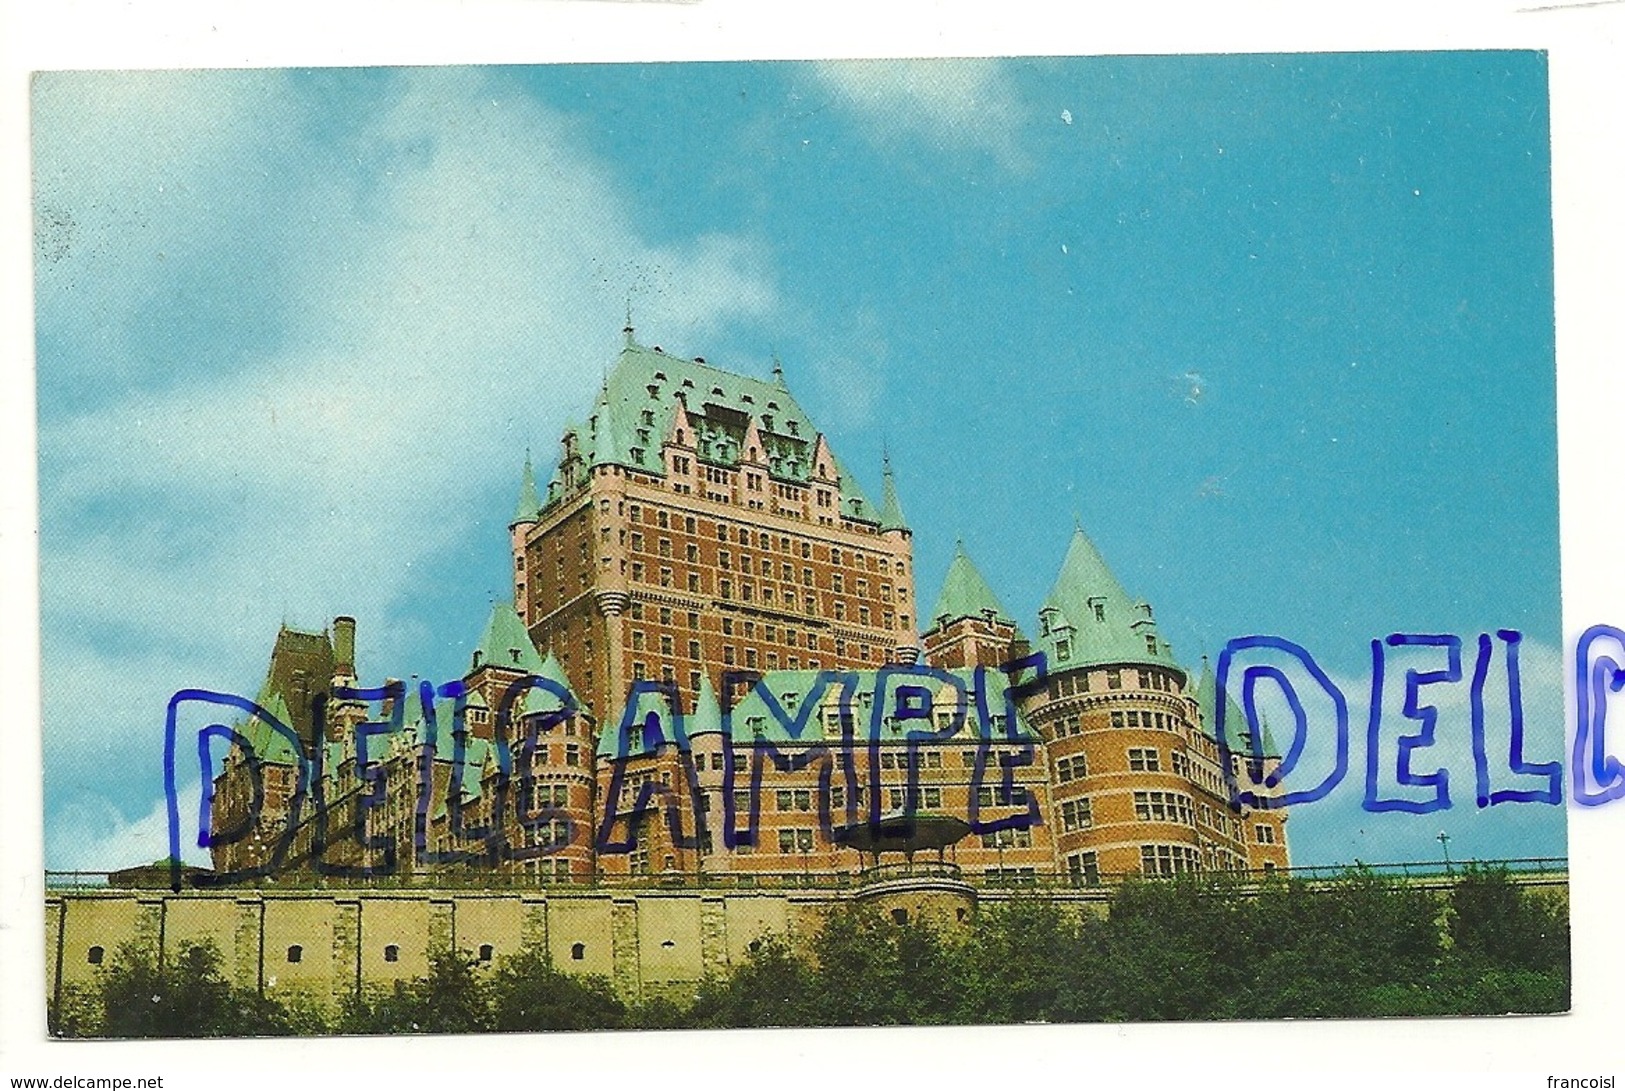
334 615 356 678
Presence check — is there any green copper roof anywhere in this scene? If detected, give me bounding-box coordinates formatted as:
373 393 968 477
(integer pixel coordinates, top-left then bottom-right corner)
1036 526 1177 673
876 454 908 532
512 452 541 525
472 602 546 675
242 686 301 765
1194 658 1280 757
552 341 875 517
930 540 1016 628
520 651 577 716
689 670 722 737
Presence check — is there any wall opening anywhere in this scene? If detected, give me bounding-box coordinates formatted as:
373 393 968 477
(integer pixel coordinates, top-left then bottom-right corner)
287 945 302 964
891 909 909 925
86 946 104 966
570 943 585 961
478 944 494 962
384 944 400 963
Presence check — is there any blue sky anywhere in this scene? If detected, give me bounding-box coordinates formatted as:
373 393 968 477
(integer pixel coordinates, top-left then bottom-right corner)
33 54 1562 871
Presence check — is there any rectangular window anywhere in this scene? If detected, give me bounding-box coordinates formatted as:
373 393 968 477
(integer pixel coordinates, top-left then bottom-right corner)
1060 797 1092 832
1067 851 1100 887
1128 747 1160 772
1140 843 1200 878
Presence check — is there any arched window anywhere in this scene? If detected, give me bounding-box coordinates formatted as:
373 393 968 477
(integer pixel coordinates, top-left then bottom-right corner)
87 946 104 966
383 944 400 963
478 944 494 962
286 945 303 963
570 942 585 961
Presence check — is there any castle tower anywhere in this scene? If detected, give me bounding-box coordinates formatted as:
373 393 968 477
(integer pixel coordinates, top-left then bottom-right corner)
1020 526 1276 883
1194 659 1290 873
921 540 1025 669
513 333 919 729
510 454 542 624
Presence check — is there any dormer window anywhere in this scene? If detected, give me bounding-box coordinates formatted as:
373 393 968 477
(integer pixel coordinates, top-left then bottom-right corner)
1090 599 1106 623
510 648 521 664
641 409 654 426
711 386 724 396
788 421 799 436
654 371 667 381
647 384 660 399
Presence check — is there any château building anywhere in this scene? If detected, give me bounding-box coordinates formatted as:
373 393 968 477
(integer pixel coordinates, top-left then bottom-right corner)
208 331 1289 886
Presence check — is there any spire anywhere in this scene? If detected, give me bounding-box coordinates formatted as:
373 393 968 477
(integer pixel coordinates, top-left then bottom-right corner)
1192 654 1276 754
623 298 635 348
771 352 786 387
511 452 541 526
689 671 722 736
877 449 908 532
930 539 1015 627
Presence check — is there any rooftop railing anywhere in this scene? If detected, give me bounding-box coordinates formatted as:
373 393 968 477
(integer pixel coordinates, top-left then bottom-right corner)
44 857 1568 894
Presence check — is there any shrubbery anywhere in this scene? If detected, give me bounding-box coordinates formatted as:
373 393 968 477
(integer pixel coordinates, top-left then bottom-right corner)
52 865 1568 1037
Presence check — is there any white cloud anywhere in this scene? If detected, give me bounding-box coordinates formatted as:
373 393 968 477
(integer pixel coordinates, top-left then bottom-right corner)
1222 637 1568 866
808 58 1029 170
37 68 779 870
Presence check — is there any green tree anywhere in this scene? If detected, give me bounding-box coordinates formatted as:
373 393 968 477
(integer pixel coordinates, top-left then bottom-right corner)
487 945 626 1031
957 899 1085 1024
688 936 818 1028
339 949 492 1035
1448 865 1569 976
94 941 299 1038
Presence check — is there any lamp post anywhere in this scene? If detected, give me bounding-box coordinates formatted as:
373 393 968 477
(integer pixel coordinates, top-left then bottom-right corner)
1437 830 1453 874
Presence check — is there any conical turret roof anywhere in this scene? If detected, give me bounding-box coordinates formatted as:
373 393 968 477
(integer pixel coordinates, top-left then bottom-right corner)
688 670 723 737
1195 657 1280 756
511 453 541 525
1036 525 1177 673
877 453 908 532
930 540 1016 628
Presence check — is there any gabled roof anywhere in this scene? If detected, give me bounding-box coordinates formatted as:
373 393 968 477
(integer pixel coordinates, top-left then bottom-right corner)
471 602 546 675
557 340 876 516
1036 526 1178 673
930 540 1016 628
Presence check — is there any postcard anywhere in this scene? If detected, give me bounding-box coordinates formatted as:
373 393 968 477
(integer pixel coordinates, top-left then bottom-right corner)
27 49 1582 1047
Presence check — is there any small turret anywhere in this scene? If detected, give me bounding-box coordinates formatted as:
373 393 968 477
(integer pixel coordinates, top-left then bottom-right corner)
511 452 542 527
877 450 909 534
